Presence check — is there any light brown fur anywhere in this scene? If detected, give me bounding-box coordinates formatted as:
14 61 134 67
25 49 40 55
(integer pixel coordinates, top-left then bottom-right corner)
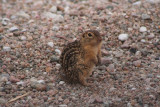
60 30 102 86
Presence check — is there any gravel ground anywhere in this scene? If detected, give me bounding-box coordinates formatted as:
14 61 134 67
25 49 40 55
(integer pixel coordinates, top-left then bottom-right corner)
0 0 160 107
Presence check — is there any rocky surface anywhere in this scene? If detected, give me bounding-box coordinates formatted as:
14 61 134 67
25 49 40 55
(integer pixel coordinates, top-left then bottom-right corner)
0 0 160 106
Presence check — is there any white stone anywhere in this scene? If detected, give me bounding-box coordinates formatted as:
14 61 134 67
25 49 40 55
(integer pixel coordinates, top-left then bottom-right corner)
47 42 54 47
28 20 34 23
2 18 10 26
141 14 150 20
37 80 45 84
139 26 147 32
22 29 27 32
59 81 65 85
128 28 133 31
56 64 61 68
55 49 61 54
11 15 16 19
109 87 116 92
147 33 155 39
20 36 27 41
9 26 19 32
25 0 33 3
118 34 129 41
146 0 160 4
3 46 11 51
2 21 7 26
52 26 59 31
16 81 24 85
43 72 47 75
30 77 37 82
141 39 146 43
131 87 136 90
59 104 67 107
64 6 70 14
157 75 160 78
33 1 43 6
43 12 64 22
0 76 8 82
73 38 77 41
16 11 30 19
132 1 141 5
127 103 132 107
50 6 57 13
2 18 10 21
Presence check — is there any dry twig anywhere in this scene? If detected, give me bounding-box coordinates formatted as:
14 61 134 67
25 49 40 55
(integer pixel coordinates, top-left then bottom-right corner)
8 92 31 103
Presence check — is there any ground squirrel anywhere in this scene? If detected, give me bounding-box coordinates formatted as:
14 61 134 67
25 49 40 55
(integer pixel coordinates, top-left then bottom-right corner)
60 30 102 86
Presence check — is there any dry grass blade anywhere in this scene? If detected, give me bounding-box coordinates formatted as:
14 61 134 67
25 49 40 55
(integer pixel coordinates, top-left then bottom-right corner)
8 92 31 103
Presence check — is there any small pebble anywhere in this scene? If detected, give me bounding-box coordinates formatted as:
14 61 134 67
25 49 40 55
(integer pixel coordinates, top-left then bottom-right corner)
47 42 54 47
59 104 67 107
157 75 160 78
47 90 58 96
0 28 4 33
64 99 69 104
147 33 155 39
131 87 136 90
9 26 19 32
26 42 32 48
0 36 3 40
141 39 146 43
127 103 132 107
130 48 137 54
16 81 24 85
0 87 4 92
55 49 61 54
101 57 112 65
146 0 160 4
16 11 30 19
2 21 7 26
35 84 47 91
0 98 6 105
10 76 20 83
141 14 150 20
56 64 61 68
133 60 141 67
0 76 8 82
52 26 59 31
139 26 147 32
30 78 38 88
13 31 21 36
50 6 57 13
106 64 115 72
59 81 65 85
43 12 64 22
50 55 59 62
114 51 123 58
132 1 141 5
118 34 129 41
37 80 45 84
2 18 10 26
3 46 11 51
20 36 27 41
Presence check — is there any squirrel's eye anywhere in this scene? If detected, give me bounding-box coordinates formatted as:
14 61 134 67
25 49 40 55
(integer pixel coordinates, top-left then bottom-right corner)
88 33 92 37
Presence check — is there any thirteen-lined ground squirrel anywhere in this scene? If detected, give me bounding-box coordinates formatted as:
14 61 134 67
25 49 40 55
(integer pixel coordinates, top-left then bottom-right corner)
60 30 102 86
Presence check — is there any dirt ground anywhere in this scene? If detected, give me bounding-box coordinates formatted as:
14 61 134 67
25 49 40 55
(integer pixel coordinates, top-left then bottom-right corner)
0 0 160 106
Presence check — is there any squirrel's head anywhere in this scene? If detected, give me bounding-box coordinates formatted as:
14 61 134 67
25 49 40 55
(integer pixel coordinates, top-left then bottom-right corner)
80 30 102 46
